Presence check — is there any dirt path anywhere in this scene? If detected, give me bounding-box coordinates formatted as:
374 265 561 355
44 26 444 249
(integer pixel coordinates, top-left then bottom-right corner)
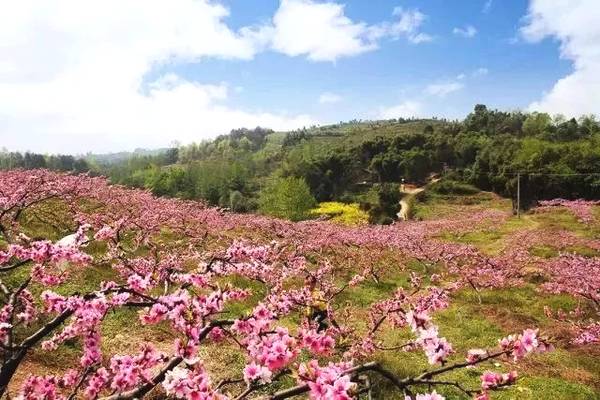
397 178 440 221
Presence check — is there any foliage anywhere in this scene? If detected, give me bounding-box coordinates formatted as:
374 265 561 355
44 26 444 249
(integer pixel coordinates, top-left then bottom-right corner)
258 176 316 221
0 150 90 172
229 190 247 212
429 180 480 196
5 105 600 219
283 151 357 202
368 183 401 224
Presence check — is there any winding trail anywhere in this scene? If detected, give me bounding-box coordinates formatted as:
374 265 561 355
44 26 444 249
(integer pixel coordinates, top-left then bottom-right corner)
397 178 440 221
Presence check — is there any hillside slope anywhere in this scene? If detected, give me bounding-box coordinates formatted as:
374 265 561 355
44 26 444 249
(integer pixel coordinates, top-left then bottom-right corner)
3 105 600 223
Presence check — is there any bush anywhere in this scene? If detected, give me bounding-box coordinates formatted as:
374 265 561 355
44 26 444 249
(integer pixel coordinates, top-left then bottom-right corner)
258 177 316 221
229 190 246 212
368 183 400 224
429 179 479 196
310 202 369 225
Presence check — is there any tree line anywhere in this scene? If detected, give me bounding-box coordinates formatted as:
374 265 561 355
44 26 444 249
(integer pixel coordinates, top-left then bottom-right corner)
3 105 600 220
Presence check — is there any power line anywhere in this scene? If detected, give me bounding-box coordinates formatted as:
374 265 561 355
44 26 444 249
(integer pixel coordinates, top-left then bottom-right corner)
499 172 600 177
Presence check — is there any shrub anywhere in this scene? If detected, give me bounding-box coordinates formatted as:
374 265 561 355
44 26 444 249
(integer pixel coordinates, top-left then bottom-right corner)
368 183 400 224
258 176 316 221
429 179 479 195
311 202 369 225
229 190 246 212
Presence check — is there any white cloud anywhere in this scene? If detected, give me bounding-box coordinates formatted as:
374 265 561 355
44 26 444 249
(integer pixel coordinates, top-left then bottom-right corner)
378 101 423 119
318 92 343 104
483 0 493 14
0 0 436 153
408 33 434 44
263 1 432 62
424 82 464 97
453 25 478 38
389 7 434 43
472 67 489 77
521 0 600 116
267 0 378 61
0 0 315 153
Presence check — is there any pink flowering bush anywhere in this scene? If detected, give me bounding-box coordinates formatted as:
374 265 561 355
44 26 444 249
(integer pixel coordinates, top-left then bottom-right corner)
0 170 560 399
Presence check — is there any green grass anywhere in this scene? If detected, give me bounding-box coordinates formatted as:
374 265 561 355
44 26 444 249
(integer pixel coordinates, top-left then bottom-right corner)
413 190 510 221
438 216 533 255
353 283 599 399
529 208 600 238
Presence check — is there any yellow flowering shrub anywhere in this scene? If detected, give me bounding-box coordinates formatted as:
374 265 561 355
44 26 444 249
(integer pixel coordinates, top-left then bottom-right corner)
311 202 369 225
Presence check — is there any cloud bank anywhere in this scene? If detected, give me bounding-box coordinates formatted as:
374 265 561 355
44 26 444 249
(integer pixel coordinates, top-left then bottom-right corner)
0 0 433 153
0 0 320 153
521 0 600 117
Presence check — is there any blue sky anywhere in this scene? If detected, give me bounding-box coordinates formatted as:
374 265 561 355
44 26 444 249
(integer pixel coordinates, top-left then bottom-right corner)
0 0 596 153
179 0 570 121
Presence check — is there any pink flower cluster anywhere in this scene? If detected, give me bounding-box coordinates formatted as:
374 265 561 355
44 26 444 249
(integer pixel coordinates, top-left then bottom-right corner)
414 325 453 365
19 345 167 399
466 348 487 365
83 368 110 398
480 370 518 390
41 294 117 367
17 375 64 400
370 287 452 364
0 289 37 330
245 326 299 372
498 328 552 362
541 254 600 306
163 364 227 400
573 321 600 345
93 225 117 241
1 232 93 287
298 327 336 355
472 370 518 399
243 362 272 385
215 241 305 291
109 344 165 391
298 360 356 400
405 391 445 400
4 239 91 264
371 287 449 330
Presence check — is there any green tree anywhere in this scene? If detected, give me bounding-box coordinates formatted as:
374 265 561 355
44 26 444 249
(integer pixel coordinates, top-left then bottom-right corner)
258 177 316 221
522 112 551 136
368 183 400 224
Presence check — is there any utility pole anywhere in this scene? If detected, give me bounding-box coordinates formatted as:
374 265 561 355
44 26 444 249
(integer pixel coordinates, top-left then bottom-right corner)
516 172 521 219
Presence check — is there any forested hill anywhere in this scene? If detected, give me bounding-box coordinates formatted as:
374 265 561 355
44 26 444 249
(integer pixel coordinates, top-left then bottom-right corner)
2 104 600 219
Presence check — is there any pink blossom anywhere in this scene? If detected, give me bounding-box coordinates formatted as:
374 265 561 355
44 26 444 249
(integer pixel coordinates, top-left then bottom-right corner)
162 364 225 400
243 362 272 385
94 225 116 241
466 348 487 365
413 390 445 400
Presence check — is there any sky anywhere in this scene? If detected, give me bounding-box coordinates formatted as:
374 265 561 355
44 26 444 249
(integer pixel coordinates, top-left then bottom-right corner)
0 0 598 154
